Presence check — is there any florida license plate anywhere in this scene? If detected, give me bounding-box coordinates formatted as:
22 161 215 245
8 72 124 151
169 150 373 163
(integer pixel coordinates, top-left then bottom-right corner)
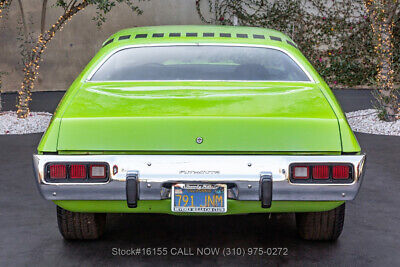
171 184 227 213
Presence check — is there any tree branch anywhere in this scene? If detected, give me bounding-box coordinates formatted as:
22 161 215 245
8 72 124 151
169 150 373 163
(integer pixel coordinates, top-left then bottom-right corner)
16 0 28 39
40 0 48 35
386 1 399 23
17 0 89 118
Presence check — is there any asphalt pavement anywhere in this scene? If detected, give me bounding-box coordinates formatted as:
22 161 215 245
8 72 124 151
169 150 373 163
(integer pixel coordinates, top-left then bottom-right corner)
0 90 399 266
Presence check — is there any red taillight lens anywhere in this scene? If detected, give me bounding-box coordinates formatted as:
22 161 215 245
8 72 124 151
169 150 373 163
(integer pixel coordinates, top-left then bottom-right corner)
89 164 107 179
293 166 309 179
313 165 329 179
49 164 66 179
70 164 86 179
333 165 350 179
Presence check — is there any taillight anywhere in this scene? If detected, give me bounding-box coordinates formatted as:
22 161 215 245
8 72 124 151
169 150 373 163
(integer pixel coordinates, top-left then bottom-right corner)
292 166 309 179
89 164 107 179
313 165 329 179
290 163 353 183
49 164 66 179
45 162 108 182
332 165 350 179
70 164 86 179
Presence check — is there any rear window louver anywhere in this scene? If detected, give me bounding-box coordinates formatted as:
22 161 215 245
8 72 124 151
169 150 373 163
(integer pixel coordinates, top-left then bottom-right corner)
236 33 248 38
270 36 282 42
286 40 297 48
102 38 114 47
253 34 265 39
135 34 147 38
118 35 130 41
220 33 231 37
109 32 291 45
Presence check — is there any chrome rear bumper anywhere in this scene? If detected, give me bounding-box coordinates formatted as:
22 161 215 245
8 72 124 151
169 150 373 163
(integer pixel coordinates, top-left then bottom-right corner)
33 154 366 202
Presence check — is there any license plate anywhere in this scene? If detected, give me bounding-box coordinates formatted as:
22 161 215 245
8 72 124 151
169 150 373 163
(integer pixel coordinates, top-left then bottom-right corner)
171 184 227 213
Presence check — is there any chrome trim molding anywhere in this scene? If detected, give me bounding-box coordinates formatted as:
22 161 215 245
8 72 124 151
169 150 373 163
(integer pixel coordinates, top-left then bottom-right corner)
85 43 315 83
33 154 366 201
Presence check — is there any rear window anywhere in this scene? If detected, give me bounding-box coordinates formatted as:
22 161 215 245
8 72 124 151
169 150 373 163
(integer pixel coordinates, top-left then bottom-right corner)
90 45 311 82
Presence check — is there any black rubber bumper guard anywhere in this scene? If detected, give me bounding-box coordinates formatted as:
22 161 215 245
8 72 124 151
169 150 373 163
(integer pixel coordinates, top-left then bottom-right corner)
126 172 273 209
260 172 273 208
126 172 138 208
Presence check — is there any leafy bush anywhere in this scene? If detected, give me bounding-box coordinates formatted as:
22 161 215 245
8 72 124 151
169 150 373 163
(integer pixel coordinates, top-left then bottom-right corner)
196 0 399 87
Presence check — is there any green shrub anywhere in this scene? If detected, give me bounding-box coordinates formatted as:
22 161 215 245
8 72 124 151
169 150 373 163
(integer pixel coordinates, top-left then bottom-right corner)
196 0 399 87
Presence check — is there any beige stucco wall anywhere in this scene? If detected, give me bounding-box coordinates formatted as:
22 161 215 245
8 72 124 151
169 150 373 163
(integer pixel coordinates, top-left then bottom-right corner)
0 0 207 92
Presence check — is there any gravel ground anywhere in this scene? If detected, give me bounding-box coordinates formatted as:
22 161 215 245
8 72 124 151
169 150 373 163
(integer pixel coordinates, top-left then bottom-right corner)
346 109 400 136
0 111 52 135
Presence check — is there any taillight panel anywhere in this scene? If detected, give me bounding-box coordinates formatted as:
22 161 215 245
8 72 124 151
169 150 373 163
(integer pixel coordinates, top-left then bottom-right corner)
312 165 330 179
332 165 350 179
89 165 107 179
49 164 66 179
289 163 354 184
292 166 309 179
70 164 87 179
45 162 109 183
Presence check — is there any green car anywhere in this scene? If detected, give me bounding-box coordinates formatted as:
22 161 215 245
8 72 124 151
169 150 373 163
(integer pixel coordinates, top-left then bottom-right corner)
33 25 366 241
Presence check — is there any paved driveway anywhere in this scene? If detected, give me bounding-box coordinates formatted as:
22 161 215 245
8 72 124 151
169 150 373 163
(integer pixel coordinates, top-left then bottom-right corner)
0 90 399 266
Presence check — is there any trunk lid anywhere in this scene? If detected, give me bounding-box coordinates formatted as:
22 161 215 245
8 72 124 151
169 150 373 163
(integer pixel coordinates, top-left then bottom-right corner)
57 81 341 152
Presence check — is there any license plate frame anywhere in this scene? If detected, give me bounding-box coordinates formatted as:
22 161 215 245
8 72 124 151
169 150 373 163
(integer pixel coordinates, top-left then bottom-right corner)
171 183 227 213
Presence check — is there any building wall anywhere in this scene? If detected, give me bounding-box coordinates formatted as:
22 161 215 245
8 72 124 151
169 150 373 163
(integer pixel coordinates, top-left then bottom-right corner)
0 0 207 92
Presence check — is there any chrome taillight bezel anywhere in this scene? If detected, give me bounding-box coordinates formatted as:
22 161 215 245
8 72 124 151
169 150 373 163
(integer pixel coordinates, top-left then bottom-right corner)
289 163 354 184
44 162 109 183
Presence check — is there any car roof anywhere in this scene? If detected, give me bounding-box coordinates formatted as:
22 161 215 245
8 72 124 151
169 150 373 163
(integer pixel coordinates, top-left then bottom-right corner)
101 25 298 50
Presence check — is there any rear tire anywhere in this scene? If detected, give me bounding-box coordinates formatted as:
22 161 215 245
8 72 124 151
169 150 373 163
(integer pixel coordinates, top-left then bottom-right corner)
56 206 106 240
296 203 345 241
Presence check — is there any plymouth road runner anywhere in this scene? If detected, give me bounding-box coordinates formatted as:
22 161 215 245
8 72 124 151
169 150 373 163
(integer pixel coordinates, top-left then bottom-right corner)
33 25 366 240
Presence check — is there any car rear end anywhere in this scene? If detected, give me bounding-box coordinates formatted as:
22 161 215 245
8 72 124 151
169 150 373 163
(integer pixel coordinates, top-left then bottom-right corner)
33 25 365 240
